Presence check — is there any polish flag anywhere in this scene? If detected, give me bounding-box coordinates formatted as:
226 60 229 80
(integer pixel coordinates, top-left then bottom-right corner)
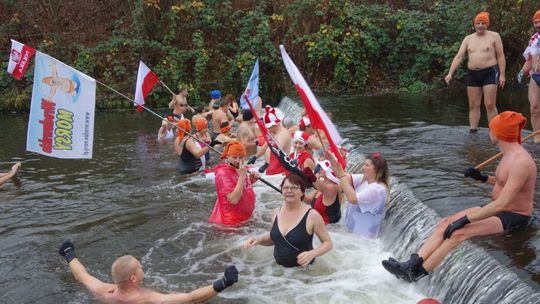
280 45 346 168
134 61 159 112
7 40 36 80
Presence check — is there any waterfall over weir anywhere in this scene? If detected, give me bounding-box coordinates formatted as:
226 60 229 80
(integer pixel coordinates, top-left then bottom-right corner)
278 96 540 304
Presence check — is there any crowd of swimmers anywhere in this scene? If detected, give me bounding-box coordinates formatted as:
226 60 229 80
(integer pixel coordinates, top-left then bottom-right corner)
1 10 539 304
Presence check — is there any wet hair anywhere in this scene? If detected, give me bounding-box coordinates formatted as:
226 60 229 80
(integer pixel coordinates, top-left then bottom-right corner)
195 106 204 114
280 173 307 200
365 153 390 188
111 255 138 288
242 109 253 121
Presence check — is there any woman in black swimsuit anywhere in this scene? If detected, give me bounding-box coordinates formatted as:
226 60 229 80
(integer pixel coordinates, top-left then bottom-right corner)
243 174 332 267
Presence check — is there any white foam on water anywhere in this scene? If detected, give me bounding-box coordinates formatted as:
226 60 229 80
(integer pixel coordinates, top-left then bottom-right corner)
140 165 427 303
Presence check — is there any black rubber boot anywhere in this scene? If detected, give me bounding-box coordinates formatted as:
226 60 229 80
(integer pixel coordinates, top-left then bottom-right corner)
382 256 411 282
403 254 429 282
382 254 429 283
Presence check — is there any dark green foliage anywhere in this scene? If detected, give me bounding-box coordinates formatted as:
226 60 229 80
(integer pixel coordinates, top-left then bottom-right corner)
0 0 537 110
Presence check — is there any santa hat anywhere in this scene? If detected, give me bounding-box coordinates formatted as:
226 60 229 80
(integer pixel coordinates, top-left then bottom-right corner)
263 105 281 128
318 160 339 184
293 130 310 145
299 117 311 130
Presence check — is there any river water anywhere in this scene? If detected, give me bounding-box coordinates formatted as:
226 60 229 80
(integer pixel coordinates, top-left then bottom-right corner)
1 89 539 303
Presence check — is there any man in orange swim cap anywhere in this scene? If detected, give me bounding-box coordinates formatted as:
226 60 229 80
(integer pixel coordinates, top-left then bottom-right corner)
383 111 536 283
445 11 506 134
208 141 260 226
519 10 540 143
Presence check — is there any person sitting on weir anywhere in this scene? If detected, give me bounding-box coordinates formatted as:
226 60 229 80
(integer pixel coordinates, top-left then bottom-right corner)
58 240 238 303
382 111 536 282
243 173 332 268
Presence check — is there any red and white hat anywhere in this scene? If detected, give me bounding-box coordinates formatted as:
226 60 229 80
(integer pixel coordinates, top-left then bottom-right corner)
318 160 339 184
263 105 281 128
299 117 311 129
293 130 310 145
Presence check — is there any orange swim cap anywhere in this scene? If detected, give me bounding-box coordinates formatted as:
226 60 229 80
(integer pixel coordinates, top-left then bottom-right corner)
489 111 527 143
221 140 247 160
533 10 540 21
193 117 208 132
177 119 192 141
474 12 490 28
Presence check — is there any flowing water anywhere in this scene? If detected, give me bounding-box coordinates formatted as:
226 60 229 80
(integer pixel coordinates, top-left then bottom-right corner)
1 90 540 303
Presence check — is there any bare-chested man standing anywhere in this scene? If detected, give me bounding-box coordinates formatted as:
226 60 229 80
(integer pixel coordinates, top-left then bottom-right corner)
519 10 540 143
59 240 238 303
237 109 260 156
168 88 194 121
211 99 234 140
445 12 506 133
382 111 535 282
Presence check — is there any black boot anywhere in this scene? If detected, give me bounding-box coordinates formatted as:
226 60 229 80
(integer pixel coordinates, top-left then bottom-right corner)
382 254 429 283
382 256 411 282
404 254 429 282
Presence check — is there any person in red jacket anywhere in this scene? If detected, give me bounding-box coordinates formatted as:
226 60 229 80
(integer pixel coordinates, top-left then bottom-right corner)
209 141 260 226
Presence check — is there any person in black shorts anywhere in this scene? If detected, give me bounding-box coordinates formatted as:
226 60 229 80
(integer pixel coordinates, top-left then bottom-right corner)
382 111 535 283
444 12 506 133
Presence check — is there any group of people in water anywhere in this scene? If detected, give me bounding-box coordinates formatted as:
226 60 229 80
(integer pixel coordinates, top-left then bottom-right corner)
0 10 538 304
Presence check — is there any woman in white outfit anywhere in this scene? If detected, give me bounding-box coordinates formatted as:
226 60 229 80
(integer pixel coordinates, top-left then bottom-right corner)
327 151 390 238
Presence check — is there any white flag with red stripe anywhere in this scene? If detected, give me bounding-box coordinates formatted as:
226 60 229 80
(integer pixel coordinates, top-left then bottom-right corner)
7 39 36 80
134 61 159 112
280 45 346 168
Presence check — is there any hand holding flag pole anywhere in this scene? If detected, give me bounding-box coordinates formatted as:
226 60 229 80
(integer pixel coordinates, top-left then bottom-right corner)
96 69 282 193
280 45 346 169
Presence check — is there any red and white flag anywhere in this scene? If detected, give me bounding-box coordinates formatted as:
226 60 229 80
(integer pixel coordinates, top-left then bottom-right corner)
134 61 159 112
7 39 36 80
280 45 346 168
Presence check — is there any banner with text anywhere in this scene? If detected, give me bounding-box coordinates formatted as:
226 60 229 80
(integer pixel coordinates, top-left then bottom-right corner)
27 52 96 159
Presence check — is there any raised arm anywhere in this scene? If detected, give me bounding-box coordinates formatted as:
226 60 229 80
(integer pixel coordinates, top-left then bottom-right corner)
59 241 114 299
0 162 21 187
225 167 247 205
150 266 238 304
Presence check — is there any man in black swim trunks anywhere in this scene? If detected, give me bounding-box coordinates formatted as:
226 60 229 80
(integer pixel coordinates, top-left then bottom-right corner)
382 111 536 282
445 12 506 133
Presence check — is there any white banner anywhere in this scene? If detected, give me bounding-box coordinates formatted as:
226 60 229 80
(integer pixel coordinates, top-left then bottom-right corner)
27 52 96 159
